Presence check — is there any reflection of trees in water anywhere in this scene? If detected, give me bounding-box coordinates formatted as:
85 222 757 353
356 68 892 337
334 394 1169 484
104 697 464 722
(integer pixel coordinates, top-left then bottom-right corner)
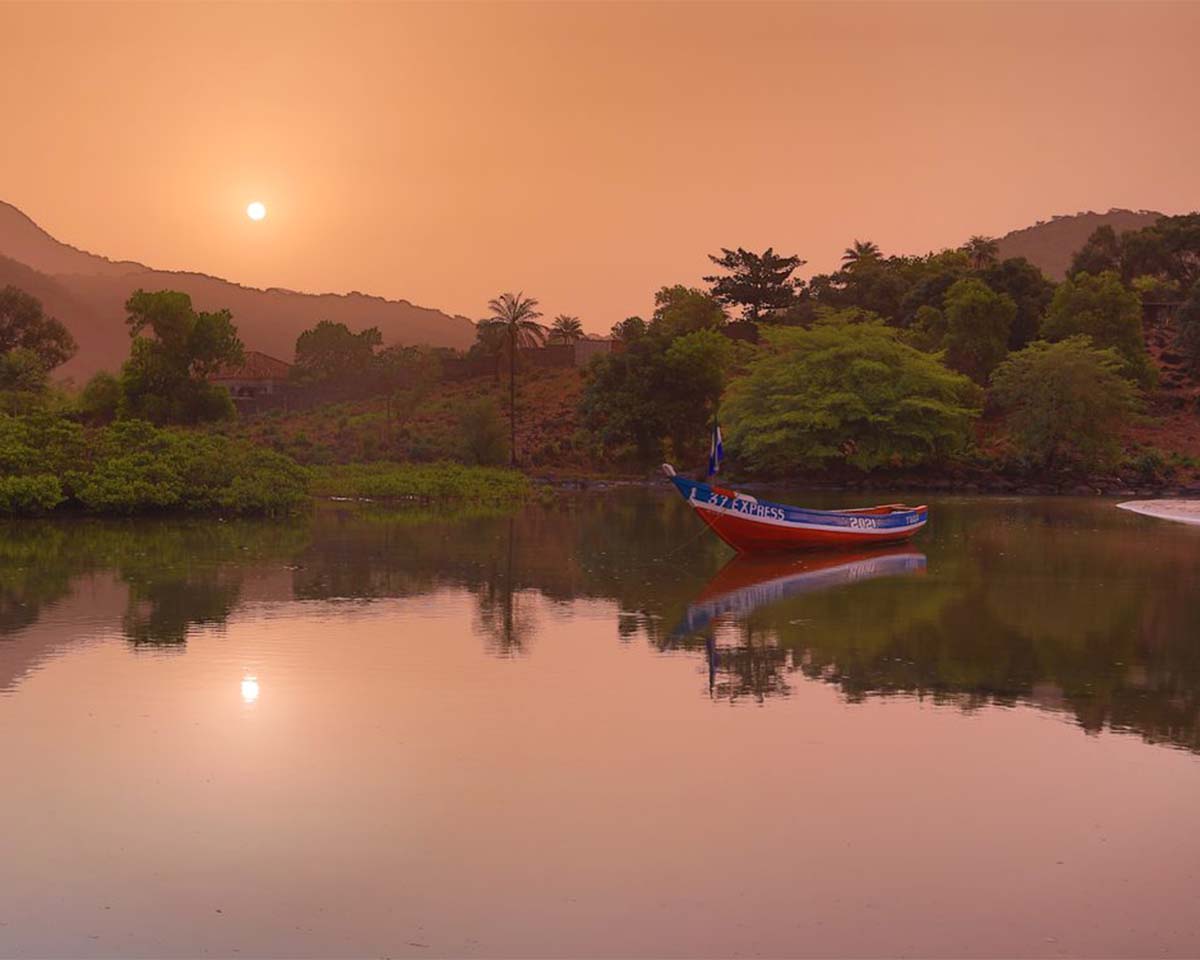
471 517 536 657
0 519 310 647
0 525 80 636
680 499 1200 752
705 627 792 703
4 494 1200 754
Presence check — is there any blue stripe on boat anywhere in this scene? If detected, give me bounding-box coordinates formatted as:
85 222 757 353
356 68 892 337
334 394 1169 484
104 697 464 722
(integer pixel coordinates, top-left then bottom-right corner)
670 476 926 531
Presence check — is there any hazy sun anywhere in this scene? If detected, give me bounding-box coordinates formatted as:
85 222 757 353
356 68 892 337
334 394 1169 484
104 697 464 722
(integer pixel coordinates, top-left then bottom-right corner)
246 201 266 221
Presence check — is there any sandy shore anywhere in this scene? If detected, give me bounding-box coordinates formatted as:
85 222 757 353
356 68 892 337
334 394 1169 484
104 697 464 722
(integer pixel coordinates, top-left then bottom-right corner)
1117 500 1200 526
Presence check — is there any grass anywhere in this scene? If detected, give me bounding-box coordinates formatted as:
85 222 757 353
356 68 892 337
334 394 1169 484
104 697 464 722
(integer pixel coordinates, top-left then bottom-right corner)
308 461 532 505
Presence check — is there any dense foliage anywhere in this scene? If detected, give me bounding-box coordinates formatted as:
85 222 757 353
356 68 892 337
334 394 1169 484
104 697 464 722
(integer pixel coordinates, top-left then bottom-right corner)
458 397 509 466
293 320 384 383
1041 271 1156 386
0 285 76 371
0 413 307 516
1177 282 1200 373
1069 214 1200 292
990 337 1141 471
0 286 77 408
939 278 1017 382
120 289 244 423
722 319 981 473
581 324 737 462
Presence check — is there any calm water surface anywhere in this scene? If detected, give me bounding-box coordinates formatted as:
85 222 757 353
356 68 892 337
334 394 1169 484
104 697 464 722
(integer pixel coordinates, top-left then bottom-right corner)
2 491 1200 958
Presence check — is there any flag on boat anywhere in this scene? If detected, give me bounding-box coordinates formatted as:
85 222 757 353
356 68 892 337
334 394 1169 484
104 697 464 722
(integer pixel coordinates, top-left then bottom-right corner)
708 422 724 476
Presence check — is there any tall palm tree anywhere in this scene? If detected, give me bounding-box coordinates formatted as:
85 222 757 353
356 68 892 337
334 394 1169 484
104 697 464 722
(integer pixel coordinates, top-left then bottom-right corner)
481 291 545 465
547 314 584 345
963 235 1000 270
841 239 881 266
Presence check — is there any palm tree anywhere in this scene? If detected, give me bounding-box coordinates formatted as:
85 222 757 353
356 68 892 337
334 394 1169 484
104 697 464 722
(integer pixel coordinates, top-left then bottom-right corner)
963 235 1000 270
480 291 545 465
841 239 881 266
547 314 584 345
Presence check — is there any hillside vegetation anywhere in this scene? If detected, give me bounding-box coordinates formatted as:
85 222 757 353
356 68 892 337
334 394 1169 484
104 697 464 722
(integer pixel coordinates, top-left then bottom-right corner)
5 205 1200 501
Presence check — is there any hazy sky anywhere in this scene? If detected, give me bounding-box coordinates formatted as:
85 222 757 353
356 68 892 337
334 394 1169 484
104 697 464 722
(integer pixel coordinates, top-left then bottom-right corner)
2 1 1197 332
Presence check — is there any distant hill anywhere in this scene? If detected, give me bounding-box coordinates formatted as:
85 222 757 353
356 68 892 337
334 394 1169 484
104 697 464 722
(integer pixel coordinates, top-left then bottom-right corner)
0 201 477 379
994 209 1162 279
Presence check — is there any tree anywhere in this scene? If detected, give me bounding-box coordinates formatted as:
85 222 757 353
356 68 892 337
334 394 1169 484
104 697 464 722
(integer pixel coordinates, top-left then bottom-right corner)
1070 224 1169 283
1176 281 1200 372
1041 271 1156 386
458 397 509 466
962 236 999 270
1156 213 1200 292
897 259 968 327
841 240 881 266
480 292 546 466
651 285 726 337
941 278 1017 382
119 289 244 424
581 328 736 463
610 316 647 344
1069 225 1122 278
78 371 122 424
548 315 584 344
703 247 804 320
0 348 51 412
293 320 383 383
0 286 77 373
980 257 1055 350
904 304 947 353
809 257 911 322
990 337 1141 470
374 344 442 442
722 319 981 474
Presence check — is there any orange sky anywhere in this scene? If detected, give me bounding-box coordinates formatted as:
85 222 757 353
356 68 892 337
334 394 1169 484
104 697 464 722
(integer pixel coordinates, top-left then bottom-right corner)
2 1 1197 332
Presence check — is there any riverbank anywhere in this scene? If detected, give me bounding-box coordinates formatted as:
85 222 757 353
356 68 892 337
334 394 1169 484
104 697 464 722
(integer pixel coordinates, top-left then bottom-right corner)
310 462 532 505
1117 500 1200 526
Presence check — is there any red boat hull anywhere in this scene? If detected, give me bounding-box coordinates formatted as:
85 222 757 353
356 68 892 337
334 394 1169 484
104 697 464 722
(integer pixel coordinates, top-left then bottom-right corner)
668 473 927 553
694 505 924 552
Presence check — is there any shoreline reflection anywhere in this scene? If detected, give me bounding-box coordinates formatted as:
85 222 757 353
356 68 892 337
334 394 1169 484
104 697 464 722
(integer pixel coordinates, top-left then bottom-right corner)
2 495 1199 754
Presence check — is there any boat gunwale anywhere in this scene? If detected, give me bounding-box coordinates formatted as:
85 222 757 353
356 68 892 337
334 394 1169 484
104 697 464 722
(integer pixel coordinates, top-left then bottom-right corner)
673 476 927 528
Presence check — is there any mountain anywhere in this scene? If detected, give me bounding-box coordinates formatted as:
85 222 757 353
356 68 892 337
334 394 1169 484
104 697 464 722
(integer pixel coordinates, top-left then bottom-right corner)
994 208 1162 279
0 201 477 378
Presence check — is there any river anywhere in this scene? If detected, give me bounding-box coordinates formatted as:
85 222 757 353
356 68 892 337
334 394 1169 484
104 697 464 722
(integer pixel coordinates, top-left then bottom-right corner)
2 492 1199 957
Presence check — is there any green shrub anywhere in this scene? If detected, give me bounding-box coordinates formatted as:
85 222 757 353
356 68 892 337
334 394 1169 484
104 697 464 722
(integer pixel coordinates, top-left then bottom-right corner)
458 398 509 466
79 371 122 424
0 475 65 513
0 413 308 516
723 319 982 473
990 337 1141 471
309 462 530 504
1041 271 1156 386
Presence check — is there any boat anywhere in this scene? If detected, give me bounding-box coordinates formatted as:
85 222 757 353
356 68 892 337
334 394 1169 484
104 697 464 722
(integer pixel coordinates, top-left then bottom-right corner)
663 464 927 552
673 547 927 636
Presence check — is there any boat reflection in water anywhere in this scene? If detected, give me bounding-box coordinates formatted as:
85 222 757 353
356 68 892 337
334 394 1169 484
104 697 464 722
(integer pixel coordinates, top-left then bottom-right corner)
674 546 927 637
671 547 927 701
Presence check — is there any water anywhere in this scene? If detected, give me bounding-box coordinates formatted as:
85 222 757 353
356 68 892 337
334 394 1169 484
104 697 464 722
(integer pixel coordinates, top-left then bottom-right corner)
2 492 1200 958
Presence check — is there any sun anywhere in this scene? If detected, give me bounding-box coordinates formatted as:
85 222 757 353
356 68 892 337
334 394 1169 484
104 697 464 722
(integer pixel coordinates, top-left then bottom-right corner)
246 201 266 221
